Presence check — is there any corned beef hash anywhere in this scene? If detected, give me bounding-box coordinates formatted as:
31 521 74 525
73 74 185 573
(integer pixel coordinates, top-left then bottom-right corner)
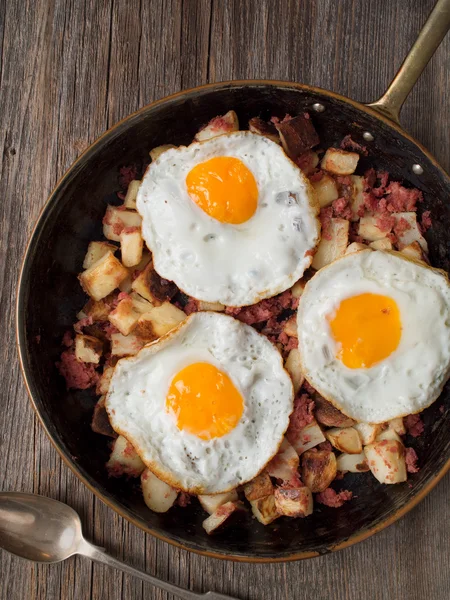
58 109 450 533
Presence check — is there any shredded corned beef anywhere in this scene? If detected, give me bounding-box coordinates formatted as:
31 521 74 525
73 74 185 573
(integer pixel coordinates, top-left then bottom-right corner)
296 151 317 173
308 169 324 183
332 197 352 220
319 207 333 240
405 447 420 474
283 336 298 352
375 213 396 233
385 181 423 212
421 210 432 232
340 135 368 156
225 290 294 325
117 291 131 302
393 217 411 237
101 322 120 340
270 114 293 125
177 492 191 507
119 165 138 189
183 298 200 315
286 393 315 445
62 330 74 347
74 315 94 333
316 488 353 508
404 414 425 438
57 350 99 390
317 441 332 452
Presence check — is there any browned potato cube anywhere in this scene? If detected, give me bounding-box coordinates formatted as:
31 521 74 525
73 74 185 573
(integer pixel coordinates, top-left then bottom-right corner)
131 262 178 305
243 472 273 501
110 332 144 356
135 302 186 340
388 417 406 436
195 111 239 142
103 206 142 242
283 315 297 337
124 180 141 209
276 115 319 160
289 419 326 455
74 334 103 364
250 495 279 525
83 241 118 269
314 396 355 428
108 297 142 336
364 440 407 484
149 144 176 162
91 395 116 438
266 438 299 481
79 252 129 301
325 427 362 454
354 422 381 445
301 450 337 492
369 238 393 251
82 296 114 321
291 278 307 298
284 348 304 394
312 218 349 270
376 427 402 443
274 486 313 517
321 148 359 175
358 216 387 242
400 241 426 262
311 173 339 208
350 175 364 220
198 490 239 515
141 469 178 512
336 452 369 473
120 229 143 267
394 212 428 251
96 365 115 395
106 435 145 477
197 300 225 312
248 117 280 144
345 242 368 255
202 501 241 534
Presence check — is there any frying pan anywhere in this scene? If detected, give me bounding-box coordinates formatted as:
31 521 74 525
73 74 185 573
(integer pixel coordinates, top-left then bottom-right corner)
17 0 450 561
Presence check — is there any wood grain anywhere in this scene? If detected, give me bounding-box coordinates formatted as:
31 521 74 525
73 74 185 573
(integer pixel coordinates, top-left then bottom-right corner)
0 1 449 599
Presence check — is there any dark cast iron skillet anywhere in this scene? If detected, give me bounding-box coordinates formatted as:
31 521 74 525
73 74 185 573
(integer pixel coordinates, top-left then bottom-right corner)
16 0 450 561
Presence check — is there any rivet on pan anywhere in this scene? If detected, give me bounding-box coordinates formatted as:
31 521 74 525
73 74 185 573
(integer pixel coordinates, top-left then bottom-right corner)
363 132 374 142
312 103 325 113
412 164 424 175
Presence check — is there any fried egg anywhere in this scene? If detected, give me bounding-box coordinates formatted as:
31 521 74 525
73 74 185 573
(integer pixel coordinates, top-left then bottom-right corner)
297 249 450 423
136 131 320 306
105 312 293 494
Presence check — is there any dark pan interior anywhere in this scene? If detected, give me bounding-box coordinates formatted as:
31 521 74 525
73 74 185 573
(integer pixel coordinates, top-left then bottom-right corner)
18 82 450 560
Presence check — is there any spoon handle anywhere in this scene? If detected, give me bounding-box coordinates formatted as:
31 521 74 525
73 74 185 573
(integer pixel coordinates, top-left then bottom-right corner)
79 539 237 600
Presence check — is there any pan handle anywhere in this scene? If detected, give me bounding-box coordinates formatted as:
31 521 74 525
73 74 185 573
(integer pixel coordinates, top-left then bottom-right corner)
367 0 450 125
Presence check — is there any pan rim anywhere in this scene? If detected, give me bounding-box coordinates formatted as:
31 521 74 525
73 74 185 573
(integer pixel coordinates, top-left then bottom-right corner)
16 78 450 563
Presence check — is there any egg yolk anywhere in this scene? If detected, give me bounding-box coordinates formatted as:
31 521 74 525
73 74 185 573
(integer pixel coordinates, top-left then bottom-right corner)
166 362 244 440
329 293 401 369
186 156 258 224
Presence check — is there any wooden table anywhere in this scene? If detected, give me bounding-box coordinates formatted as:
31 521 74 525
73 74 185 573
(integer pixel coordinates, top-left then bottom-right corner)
1 1 449 598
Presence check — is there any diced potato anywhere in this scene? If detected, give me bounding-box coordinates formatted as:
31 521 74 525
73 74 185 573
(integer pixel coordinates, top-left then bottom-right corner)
289 419 326 455
74 334 103 364
369 238 393 251
248 117 280 144
82 297 113 321
400 241 426 262
141 469 178 513
243 472 273 501
314 397 355 428
79 252 129 301
195 110 239 142
325 427 362 454
274 486 313 517
96 365 114 395
120 229 143 268
376 427 402 443
358 216 387 242
350 175 365 221
364 440 407 484
131 262 177 305
284 348 304 394
250 495 279 525
107 435 145 477
202 501 241 534
111 332 144 356
91 395 116 437
108 297 142 336
133 251 153 273
388 417 406 436
312 218 349 270
354 422 381 445
103 206 142 242
321 148 359 175
198 490 239 515
394 212 428 252
129 292 154 314
135 302 186 340
124 180 141 210
197 300 225 312
118 272 133 293
276 114 319 160
149 144 176 162
345 242 367 255
266 438 299 481
336 452 369 473
301 450 337 493
311 173 339 208
83 241 118 269
282 315 297 338
291 278 307 298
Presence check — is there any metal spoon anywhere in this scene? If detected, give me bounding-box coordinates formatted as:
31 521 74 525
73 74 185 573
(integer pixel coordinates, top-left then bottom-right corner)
0 492 238 600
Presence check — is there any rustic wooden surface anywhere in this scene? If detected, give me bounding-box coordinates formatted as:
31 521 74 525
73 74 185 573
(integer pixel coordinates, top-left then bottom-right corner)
1 1 449 598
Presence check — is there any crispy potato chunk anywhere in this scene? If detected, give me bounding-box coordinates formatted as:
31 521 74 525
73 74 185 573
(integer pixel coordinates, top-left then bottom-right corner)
198 490 239 515
91 395 116 438
336 452 369 473
312 218 349 270
131 262 178 305
79 252 129 301
103 206 142 242
74 334 103 364
325 427 362 454
394 212 428 251
369 238 393 251
276 115 319 160
284 348 304 394
250 495 279 525
141 469 178 513
289 419 326 455
110 332 144 357
358 216 387 242
108 297 142 336
376 427 402 443
274 486 313 517
107 435 145 477
197 300 225 312
350 175 364 221
83 241 118 269
248 117 280 144
354 422 381 445
96 365 115 395
202 501 241 534
388 417 406 436
321 148 359 175
124 180 141 209
135 302 186 340
282 315 297 337
301 450 337 493
120 229 143 268
314 396 355 428
291 278 307 298
149 144 176 162
345 242 368 255
243 472 273 501
195 110 239 142
82 297 114 321
266 438 299 481
364 440 407 484
400 241 426 262
311 173 339 208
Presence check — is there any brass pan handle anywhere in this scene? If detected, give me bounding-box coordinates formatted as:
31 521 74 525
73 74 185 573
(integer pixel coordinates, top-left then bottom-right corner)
368 0 450 125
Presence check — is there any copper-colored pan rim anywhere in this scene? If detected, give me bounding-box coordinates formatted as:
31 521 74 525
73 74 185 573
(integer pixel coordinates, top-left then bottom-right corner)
16 79 450 563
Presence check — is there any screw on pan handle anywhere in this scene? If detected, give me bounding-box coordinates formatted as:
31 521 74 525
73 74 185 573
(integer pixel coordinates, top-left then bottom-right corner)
368 0 450 125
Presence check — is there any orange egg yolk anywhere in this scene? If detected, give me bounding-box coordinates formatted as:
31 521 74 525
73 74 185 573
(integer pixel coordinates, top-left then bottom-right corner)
166 362 244 440
186 156 258 224
329 293 401 369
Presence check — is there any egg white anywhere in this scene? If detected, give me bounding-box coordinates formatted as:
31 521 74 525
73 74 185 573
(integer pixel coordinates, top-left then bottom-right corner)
297 249 450 423
105 312 293 494
136 131 320 307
